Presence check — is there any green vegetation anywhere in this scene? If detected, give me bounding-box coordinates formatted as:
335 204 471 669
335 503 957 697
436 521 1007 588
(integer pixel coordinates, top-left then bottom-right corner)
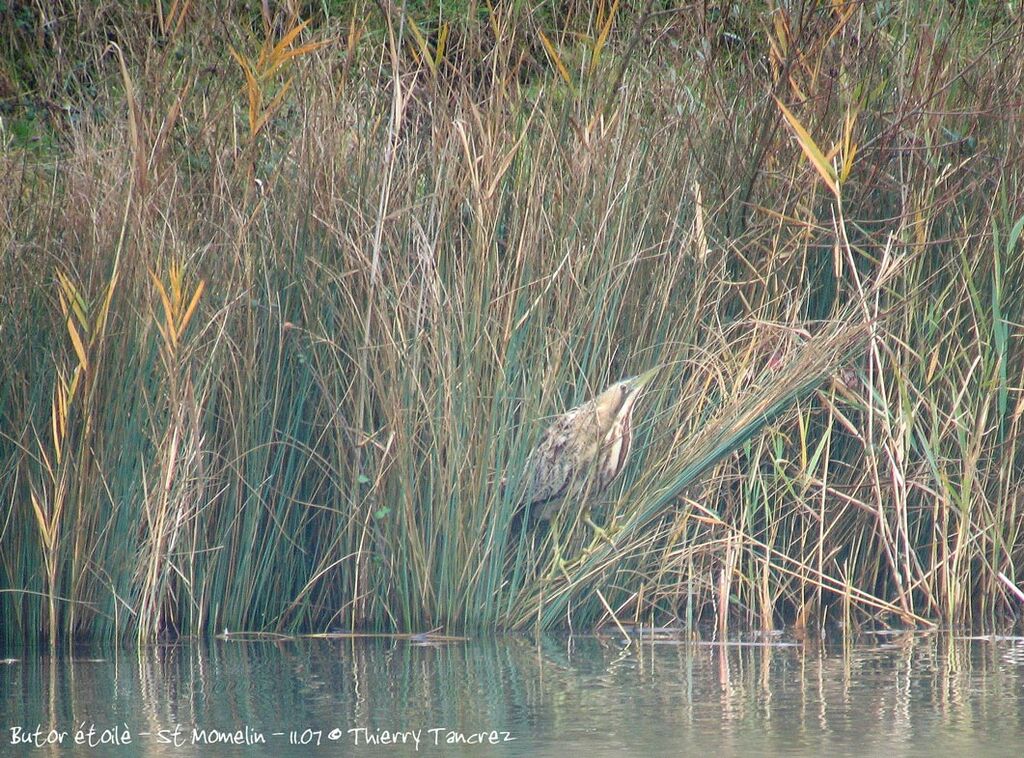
1 1 1023 645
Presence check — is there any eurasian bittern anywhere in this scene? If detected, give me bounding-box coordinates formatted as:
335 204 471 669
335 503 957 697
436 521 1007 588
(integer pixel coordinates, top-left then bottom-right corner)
515 367 659 564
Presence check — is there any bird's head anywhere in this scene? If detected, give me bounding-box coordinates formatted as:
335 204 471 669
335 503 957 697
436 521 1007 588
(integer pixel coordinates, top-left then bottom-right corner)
594 366 659 426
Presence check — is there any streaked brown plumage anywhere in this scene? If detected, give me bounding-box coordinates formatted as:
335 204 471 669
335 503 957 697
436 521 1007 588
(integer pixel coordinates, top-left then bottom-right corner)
520 368 658 527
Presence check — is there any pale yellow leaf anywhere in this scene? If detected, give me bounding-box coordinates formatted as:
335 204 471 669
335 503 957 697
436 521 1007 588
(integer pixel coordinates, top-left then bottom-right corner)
590 0 619 74
435 23 449 66
66 318 88 371
254 78 292 135
177 280 205 341
774 96 838 198
407 17 436 75
269 19 310 66
538 30 573 88
150 271 177 349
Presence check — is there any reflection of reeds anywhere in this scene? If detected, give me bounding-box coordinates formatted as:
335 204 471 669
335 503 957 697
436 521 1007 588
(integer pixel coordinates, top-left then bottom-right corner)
1 4 1023 641
5 635 1024 754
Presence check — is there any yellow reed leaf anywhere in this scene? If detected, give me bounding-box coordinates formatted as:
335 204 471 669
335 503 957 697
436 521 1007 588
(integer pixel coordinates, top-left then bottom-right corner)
269 19 311 67
57 271 88 334
488 3 501 41
281 39 331 61
254 78 292 135
50 383 63 465
825 1 858 47
435 23 449 66
94 270 120 343
67 364 80 408
538 29 573 87
774 96 839 199
29 490 53 549
65 317 88 371
265 39 331 79
229 44 261 136
169 260 182 306
772 11 790 56
839 107 859 183
590 0 619 74
407 17 436 75
150 271 177 349
177 279 206 341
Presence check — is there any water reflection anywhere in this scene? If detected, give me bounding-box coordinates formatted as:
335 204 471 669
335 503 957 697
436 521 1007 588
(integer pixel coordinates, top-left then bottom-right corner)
2 633 1023 756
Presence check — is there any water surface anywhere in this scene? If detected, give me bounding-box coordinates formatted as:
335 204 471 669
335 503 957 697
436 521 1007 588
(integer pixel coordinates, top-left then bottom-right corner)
3 632 1024 756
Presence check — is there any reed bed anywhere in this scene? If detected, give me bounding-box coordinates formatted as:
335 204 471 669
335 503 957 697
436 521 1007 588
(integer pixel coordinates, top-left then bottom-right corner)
1 1 1023 644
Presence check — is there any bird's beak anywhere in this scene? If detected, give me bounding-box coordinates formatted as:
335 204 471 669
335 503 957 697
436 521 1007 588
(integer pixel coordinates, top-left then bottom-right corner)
628 366 660 392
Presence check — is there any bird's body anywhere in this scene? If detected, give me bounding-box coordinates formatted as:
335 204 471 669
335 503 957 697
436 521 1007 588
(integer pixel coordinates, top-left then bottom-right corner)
518 368 658 527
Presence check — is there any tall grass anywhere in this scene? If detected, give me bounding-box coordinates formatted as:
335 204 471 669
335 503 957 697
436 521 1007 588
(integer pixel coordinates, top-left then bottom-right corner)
1 2 1023 644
